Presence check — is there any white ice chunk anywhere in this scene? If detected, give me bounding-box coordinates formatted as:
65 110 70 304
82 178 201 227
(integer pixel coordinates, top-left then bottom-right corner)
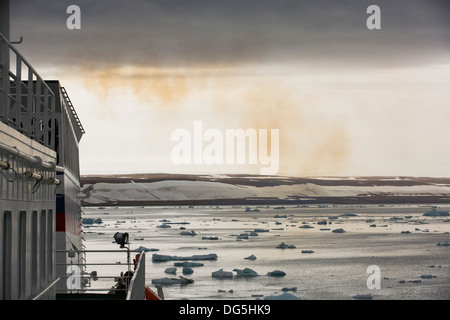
180 230 197 236
151 276 194 285
212 268 233 278
352 294 373 300
266 270 286 277
233 268 259 277
164 267 177 274
152 253 218 261
264 292 300 300
276 242 296 249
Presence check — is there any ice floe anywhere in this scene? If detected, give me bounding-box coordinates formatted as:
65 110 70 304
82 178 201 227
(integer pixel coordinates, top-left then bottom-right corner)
266 270 286 277
151 276 194 285
245 207 260 213
180 230 197 236
82 218 103 225
352 294 373 300
423 208 449 217
264 292 300 300
157 224 171 228
420 274 437 279
212 268 233 278
202 236 219 240
134 246 159 252
174 262 204 267
182 267 194 275
233 268 259 277
152 253 218 261
340 213 357 217
276 242 296 249
164 267 177 274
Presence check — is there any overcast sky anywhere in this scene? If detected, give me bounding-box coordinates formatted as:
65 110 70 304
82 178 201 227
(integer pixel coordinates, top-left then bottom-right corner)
8 0 450 177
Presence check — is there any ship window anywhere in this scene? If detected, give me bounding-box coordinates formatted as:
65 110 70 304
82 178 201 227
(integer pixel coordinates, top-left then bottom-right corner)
31 211 38 293
40 210 46 286
19 211 27 298
47 209 53 277
2 211 12 299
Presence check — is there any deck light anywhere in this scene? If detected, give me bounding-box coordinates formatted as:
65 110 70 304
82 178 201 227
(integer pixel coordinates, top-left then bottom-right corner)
47 177 61 185
24 170 43 181
0 160 10 170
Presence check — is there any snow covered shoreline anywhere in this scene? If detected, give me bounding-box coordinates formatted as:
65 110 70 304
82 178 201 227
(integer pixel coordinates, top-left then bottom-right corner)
81 174 450 206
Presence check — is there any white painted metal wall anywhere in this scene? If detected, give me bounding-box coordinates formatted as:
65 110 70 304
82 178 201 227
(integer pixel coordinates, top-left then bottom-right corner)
0 26 60 299
0 122 59 299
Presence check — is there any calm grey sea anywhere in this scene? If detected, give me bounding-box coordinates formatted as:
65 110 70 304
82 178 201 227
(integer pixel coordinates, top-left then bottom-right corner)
82 205 450 300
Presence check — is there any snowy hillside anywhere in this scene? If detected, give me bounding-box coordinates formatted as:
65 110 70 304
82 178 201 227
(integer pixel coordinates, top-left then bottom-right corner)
80 174 450 206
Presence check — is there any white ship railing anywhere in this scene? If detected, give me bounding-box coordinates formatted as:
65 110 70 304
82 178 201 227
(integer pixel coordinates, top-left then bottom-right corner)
126 250 145 300
31 278 60 300
56 249 148 300
60 86 85 136
0 31 56 150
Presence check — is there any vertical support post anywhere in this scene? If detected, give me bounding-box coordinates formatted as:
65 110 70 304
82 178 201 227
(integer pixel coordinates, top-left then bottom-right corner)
35 77 41 141
42 86 49 145
27 67 35 140
15 54 22 132
0 35 9 121
49 94 55 149
0 0 10 122
0 0 10 41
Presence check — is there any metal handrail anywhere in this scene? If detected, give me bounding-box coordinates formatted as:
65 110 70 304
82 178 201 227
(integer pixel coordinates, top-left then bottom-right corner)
56 248 146 297
60 86 85 134
0 31 56 149
0 32 55 96
57 249 145 253
32 278 61 300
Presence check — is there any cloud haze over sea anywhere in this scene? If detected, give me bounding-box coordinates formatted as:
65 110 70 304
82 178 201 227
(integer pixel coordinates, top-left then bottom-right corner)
10 0 450 176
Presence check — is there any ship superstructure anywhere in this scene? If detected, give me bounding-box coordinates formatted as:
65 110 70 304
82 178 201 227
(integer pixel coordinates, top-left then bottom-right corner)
49 81 86 295
0 0 85 299
1 1 152 300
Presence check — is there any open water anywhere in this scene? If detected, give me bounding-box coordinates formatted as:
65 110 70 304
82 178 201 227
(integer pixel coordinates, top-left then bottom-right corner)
81 204 450 300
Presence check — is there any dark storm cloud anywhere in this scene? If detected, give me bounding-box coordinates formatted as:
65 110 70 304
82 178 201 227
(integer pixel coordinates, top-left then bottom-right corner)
8 0 450 69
